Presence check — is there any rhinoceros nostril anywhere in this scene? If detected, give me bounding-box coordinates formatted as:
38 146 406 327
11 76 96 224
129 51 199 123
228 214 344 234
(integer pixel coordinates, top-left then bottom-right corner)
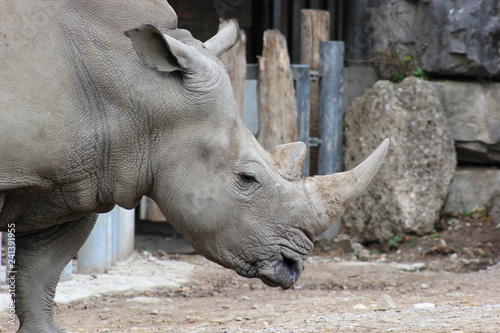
282 256 298 281
257 254 303 289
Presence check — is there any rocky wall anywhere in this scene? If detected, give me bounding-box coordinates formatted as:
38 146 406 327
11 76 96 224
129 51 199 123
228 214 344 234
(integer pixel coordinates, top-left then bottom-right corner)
366 0 500 79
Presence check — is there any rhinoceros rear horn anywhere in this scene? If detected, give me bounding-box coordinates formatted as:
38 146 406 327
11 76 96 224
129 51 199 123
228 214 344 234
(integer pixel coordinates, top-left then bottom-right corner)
204 19 239 57
125 24 202 73
271 142 306 180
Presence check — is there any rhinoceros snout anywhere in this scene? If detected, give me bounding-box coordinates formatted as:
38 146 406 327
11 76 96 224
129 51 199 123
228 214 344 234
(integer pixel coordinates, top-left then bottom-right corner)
258 254 303 290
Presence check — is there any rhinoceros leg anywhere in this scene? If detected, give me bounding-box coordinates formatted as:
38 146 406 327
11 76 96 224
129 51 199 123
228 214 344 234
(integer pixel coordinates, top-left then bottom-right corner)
14 214 97 333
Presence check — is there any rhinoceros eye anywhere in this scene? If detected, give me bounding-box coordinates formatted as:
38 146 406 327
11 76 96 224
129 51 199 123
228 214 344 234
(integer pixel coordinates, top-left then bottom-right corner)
238 172 258 184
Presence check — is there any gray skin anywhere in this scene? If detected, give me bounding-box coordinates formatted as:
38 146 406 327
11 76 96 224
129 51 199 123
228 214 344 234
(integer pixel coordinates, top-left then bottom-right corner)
0 0 389 332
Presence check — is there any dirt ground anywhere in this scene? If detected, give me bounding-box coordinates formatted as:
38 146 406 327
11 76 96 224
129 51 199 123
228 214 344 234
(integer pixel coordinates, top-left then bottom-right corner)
4 210 500 332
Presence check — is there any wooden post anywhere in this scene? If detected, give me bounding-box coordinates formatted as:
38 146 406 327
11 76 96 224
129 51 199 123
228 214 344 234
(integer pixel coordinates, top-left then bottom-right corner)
257 30 298 150
219 30 247 117
300 9 330 174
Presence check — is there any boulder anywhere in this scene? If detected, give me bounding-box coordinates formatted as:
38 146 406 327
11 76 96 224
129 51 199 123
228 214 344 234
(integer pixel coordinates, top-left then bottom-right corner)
432 81 500 164
366 0 500 79
444 168 500 213
343 77 456 242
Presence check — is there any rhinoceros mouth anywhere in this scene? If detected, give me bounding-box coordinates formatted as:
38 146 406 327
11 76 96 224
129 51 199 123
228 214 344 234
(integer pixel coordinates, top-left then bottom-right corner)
256 251 303 290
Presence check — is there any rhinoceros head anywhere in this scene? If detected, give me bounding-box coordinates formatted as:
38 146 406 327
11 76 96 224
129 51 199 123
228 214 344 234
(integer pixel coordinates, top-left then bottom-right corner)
125 21 389 289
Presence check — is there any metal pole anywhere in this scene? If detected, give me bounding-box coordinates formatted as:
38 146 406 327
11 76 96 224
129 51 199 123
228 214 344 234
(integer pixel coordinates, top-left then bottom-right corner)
77 213 109 274
318 41 344 175
292 65 312 177
60 261 73 281
119 208 135 260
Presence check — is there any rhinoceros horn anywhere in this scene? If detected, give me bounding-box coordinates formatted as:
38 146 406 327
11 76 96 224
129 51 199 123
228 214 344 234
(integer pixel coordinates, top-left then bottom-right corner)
303 138 390 235
271 142 307 180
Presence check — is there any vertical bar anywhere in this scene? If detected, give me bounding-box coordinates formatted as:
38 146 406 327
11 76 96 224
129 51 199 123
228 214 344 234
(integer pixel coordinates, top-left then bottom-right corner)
60 260 72 281
318 41 344 175
243 64 259 136
77 213 109 274
290 0 302 63
317 41 344 240
111 207 120 266
252 0 270 58
272 0 281 30
105 211 113 269
119 208 135 260
292 65 312 177
327 0 337 40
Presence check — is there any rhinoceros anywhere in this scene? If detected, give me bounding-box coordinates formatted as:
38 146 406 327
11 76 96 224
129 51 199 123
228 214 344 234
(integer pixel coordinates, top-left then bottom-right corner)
0 0 388 332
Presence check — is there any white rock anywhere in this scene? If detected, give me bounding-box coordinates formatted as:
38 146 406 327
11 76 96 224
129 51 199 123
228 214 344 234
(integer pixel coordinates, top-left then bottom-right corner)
413 302 436 310
377 294 397 310
352 304 369 310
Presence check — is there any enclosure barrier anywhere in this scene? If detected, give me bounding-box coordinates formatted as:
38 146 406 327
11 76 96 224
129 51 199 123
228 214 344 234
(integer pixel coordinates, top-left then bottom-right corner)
245 41 345 177
59 206 135 280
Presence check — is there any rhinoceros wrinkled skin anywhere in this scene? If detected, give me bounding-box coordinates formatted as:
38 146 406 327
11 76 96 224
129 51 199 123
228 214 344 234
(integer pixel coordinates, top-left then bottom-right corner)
0 0 388 332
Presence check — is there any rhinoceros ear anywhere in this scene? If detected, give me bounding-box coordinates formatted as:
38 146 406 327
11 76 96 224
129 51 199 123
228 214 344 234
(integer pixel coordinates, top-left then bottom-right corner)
125 24 201 73
204 19 239 56
271 142 307 180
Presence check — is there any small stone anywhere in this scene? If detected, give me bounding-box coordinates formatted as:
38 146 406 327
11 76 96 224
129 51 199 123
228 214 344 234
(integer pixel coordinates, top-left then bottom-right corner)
351 242 371 259
400 263 426 272
149 309 159 315
242 296 250 301
413 302 436 310
377 294 397 310
420 283 429 289
352 304 369 310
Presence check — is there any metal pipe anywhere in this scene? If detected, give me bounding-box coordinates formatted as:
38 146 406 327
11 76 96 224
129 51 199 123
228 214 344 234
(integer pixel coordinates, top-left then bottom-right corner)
77 213 111 274
292 65 312 177
318 41 344 175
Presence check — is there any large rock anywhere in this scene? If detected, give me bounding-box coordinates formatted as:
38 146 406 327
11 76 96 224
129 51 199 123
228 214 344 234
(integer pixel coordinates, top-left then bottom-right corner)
366 0 500 79
444 168 500 213
343 77 456 242
432 81 500 164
